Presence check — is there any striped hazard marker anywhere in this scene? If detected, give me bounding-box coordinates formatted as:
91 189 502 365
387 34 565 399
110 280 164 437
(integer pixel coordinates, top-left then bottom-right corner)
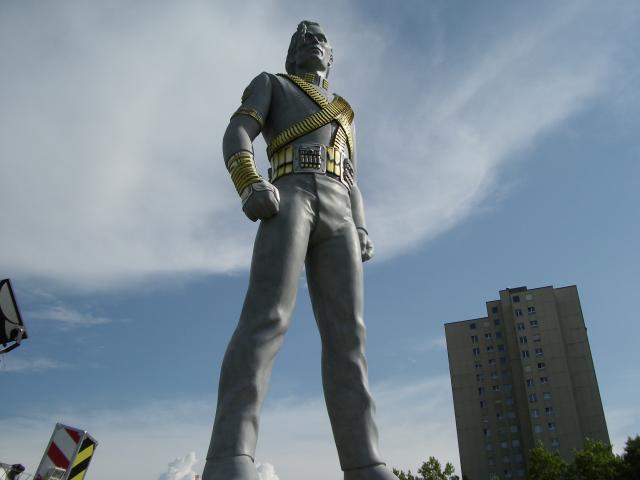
34 423 98 480
67 436 96 480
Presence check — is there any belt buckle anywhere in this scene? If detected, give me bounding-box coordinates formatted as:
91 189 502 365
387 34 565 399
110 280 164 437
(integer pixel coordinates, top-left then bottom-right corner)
294 143 326 174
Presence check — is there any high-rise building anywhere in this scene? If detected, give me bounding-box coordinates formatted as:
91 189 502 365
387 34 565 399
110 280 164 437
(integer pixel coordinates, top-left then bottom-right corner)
445 285 609 480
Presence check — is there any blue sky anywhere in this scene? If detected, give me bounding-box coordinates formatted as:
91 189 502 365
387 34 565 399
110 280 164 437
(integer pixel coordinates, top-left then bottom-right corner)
1 1 639 479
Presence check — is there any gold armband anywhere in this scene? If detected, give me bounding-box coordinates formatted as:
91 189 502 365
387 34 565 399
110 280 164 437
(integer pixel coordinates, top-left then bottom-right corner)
227 151 262 196
231 107 265 129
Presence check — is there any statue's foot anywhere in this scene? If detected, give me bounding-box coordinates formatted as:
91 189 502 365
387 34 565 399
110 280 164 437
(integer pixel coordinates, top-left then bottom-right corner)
201 455 259 480
344 464 399 480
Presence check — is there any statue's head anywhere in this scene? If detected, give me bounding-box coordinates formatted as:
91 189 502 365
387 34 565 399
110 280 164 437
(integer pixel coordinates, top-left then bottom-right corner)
285 21 333 77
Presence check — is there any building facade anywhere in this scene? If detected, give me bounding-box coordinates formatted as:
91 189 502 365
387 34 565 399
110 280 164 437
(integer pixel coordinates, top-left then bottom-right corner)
445 285 609 480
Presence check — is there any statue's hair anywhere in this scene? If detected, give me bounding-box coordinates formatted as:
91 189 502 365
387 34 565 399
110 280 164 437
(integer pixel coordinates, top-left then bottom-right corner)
285 20 333 76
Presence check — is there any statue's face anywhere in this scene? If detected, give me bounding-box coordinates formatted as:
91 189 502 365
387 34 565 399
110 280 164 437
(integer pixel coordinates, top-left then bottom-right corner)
294 24 332 74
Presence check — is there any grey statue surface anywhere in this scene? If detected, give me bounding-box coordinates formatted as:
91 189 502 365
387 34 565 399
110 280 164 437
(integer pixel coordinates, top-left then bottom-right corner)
202 21 397 480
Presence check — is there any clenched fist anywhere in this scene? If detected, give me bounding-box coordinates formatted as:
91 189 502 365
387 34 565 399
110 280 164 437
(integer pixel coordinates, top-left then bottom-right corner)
242 180 280 222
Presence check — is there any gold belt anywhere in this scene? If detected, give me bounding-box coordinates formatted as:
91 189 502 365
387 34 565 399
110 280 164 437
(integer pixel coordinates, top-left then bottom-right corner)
269 143 354 190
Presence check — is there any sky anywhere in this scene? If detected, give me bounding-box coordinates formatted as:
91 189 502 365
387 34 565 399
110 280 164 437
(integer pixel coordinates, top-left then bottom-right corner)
1 0 639 479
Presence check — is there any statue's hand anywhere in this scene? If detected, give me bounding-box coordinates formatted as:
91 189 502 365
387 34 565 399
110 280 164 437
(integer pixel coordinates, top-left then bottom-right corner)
242 180 280 222
357 228 374 262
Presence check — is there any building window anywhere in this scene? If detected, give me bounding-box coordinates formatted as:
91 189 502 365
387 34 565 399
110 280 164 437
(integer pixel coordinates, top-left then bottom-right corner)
517 322 525 331
515 309 523 317
527 306 536 314
480 400 487 408
503 383 512 392
498 344 505 352
543 391 552 400
484 428 491 437
496 331 503 339
500 357 507 365
524 365 532 373
489 358 497 366
512 439 520 447
477 373 484 382
507 411 516 419
510 425 518 433
494 318 501 326
526 378 534 387
487 345 495 353
491 371 499 380
525 293 533 301
551 438 560 447
522 350 530 359
471 335 479 343
533 334 541 342
531 408 540 418
475 362 482 369
492 306 499 314
530 319 539 327
540 376 549 384
497 412 505 420
538 362 546 370
493 385 501 392
479 387 485 395
529 393 538 403
519 336 528 344
486 443 493 451
513 295 520 303
473 347 481 356
485 333 493 340
470 322 477 330
488 457 495 465
545 406 554 416
505 398 514 406
535 347 544 356
548 422 556 431
534 424 542 433
501 441 509 449
503 455 510 464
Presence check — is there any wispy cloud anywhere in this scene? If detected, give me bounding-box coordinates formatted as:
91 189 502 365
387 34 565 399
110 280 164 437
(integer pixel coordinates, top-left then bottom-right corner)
0 375 457 480
0 355 67 373
411 335 447 353
27 305 113 327
0 1 637 289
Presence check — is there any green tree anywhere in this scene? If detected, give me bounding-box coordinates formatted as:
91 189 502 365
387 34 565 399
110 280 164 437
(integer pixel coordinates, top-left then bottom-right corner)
393 456 460 480
618 435 640 480
527 442 569 480
565 439 621 480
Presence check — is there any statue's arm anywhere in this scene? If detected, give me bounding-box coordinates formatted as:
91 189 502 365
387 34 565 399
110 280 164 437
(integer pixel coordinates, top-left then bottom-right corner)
348 124 374 262
223 73 279 222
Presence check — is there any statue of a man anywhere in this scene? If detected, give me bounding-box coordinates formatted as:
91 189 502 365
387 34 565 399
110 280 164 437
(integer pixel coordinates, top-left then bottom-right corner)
203 21 397 480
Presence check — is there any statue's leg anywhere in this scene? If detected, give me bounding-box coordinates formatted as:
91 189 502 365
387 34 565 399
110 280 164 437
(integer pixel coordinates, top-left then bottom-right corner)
305 177 397 479
203 176 315 479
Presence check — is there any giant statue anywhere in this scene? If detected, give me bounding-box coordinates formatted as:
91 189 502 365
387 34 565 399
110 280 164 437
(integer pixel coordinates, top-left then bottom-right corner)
202 21 398 480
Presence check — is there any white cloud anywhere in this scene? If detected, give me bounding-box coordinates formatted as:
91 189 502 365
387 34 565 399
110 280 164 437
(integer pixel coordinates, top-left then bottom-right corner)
0 355 67 373
159 452 199 480
0 375 458 480
256 463 280 480
27 305 113 327
605 405 640 455
411 335 447 353
0 0 637 289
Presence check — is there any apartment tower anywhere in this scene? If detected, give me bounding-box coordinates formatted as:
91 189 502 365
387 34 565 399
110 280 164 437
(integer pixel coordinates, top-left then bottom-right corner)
445 285 608 480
